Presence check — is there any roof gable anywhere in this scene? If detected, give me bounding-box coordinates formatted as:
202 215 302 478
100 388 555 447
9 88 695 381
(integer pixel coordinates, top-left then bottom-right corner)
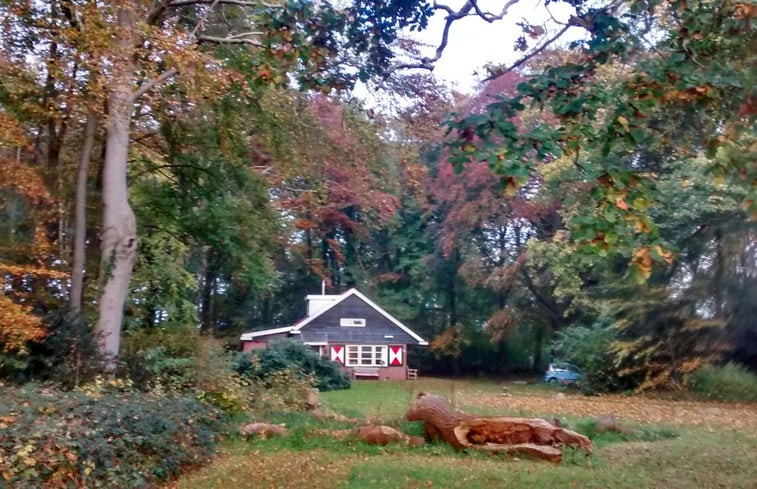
240 288 427 345
294 289 426 344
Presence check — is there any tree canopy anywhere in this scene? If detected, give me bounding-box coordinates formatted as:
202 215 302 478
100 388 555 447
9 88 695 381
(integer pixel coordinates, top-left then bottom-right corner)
0 0 754 389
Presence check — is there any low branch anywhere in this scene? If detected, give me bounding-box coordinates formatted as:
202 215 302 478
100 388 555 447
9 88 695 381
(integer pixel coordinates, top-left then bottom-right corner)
224 31 265 39
196 34 263 47
132 67 179 99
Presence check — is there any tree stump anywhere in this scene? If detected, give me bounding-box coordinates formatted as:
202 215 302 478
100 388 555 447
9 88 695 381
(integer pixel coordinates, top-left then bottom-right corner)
406 392 591 461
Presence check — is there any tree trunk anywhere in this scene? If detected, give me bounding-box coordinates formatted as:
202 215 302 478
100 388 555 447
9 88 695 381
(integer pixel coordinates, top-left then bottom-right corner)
532 323 546 371
70 110 97 313
199 248 219 334
406 392 591 462
713 227 724 317
93 5 137 366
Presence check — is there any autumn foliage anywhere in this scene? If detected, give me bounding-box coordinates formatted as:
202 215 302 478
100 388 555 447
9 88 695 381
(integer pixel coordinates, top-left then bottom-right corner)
0 158 60 355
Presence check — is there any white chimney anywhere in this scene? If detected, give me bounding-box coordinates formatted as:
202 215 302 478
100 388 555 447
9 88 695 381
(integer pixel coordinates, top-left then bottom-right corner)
306 294 340 316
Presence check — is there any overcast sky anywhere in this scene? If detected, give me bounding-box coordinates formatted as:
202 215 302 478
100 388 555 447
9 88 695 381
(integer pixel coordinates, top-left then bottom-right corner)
411 0 580 92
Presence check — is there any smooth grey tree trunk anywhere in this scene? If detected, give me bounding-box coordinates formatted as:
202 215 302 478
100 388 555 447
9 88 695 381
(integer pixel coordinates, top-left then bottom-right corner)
70 110 97 313
93 5 137 366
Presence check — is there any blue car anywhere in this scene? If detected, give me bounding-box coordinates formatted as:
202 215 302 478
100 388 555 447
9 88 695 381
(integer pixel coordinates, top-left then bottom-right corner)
544 362 582 384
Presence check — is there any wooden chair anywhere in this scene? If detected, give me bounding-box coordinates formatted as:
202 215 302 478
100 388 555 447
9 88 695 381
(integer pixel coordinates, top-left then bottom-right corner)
407 368 418 380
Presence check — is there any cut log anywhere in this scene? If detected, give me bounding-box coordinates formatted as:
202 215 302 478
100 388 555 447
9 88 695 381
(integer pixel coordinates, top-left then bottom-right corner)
239 422 288 438
405 392 474 449
316 425 425 446
352 425 413 445
406 392 591 461
473 443 562 462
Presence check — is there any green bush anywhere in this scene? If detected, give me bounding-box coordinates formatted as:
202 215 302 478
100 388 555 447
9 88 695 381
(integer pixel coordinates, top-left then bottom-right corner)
0 384 221 488
552 323 628 394
120 331 257 415
119 326 201 391
235 340 350 391
3 310 103 387
120 330 315 416
686 362 757 402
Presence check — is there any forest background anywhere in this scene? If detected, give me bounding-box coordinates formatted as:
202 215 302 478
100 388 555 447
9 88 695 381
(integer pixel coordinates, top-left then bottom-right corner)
1 0 755 394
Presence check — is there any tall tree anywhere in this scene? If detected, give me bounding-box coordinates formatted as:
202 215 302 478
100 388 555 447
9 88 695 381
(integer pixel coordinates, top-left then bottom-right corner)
79 0 435 363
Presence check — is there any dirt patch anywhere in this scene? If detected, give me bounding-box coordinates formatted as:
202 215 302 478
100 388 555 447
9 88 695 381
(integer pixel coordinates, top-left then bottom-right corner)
476 392 757 429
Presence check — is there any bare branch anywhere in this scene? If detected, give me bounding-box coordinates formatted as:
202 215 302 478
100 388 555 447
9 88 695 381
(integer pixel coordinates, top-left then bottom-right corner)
432 1 455 16
224 31 265 39
132 67 179 100
386 0 521 76
196 34 263 46
386 1 474 75
146 0 174 25
132 130 160 142
167 0 283 8
147 0 280 25
484 23 571 81
544 3 568 26
470 0 521 23
191 0 220 36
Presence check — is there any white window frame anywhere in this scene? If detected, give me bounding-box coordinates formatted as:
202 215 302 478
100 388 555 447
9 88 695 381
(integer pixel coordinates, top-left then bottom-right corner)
340 318 366 327
345 345 387 367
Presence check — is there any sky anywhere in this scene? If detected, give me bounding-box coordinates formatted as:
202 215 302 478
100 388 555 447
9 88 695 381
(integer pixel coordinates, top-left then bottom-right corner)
410 0 580 92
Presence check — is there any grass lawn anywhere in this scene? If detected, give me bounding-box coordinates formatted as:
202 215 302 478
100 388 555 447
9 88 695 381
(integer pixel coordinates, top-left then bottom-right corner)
173 378 757 489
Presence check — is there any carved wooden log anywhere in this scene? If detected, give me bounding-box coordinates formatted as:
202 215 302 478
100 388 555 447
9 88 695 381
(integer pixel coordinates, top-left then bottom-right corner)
405 392 474 448
406 392 591 461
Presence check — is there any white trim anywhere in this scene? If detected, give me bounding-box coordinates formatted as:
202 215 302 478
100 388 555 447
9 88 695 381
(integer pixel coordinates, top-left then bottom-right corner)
239 325 293 341
345 344 388 367
340 318 366 327
240 288 428 345
350 289 428 345
291 288 428 345
304 341 328 346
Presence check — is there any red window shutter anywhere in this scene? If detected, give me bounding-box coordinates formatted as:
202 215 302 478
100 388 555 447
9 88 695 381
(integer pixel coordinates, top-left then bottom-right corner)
389 346 403 366
330 345 345 365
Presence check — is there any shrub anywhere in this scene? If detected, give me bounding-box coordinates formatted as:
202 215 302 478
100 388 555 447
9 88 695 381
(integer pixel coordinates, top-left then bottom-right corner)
191 340 254 415
686 362 757 402
119 326 200 391
0 384 221 488
3 310 103 387
236 340 350 391
120 331 254 415
120 331 314 416
552 323 629 394
246 367 315 415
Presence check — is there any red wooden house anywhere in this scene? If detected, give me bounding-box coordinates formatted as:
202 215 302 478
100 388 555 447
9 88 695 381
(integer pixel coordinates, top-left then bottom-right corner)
240 288 427 380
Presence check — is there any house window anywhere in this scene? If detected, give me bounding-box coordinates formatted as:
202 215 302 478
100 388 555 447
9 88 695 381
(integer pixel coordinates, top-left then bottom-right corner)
345 345 387 367
340 318 366 327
